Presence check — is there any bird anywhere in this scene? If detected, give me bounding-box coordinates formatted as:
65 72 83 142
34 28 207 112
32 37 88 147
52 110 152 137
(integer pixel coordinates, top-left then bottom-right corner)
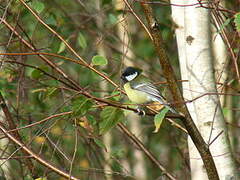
121 66 177 115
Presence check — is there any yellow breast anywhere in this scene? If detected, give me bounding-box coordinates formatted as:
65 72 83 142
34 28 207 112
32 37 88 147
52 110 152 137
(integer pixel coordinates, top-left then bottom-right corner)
124 83 148 104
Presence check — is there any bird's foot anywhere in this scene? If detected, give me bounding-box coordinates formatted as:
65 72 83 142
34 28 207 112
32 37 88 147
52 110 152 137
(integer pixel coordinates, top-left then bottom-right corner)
136 108 145 116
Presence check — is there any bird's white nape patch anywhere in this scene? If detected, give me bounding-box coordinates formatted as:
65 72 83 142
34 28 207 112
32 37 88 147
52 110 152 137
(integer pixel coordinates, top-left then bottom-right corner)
125 72 138 81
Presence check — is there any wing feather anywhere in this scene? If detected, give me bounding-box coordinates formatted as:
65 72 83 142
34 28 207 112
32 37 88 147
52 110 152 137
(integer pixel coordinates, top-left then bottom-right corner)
132 82 177 113
132 82 166 104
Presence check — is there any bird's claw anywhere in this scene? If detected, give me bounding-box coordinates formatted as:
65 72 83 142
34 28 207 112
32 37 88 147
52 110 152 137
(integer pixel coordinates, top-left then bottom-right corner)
136 108 145 116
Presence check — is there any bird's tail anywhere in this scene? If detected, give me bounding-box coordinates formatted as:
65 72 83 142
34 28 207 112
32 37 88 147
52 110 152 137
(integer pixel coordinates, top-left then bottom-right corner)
165 104 178 114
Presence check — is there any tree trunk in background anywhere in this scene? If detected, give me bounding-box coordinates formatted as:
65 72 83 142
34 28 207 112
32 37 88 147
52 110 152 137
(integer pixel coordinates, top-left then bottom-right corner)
172 0 237 179
0 46 11 179
211 1 228 107
170 1 200 178
211 1 235 149
0 112 11 179
116 1 146 179
95 1 112 180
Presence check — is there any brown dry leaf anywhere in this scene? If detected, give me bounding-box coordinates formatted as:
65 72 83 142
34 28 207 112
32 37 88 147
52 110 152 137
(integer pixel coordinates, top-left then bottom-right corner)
34 136 46 144
79 159 89 168
146 102 165 112
77 116 94 133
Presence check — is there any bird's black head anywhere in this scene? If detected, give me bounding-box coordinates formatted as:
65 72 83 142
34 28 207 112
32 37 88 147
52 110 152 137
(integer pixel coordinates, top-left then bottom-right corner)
121 67 142 83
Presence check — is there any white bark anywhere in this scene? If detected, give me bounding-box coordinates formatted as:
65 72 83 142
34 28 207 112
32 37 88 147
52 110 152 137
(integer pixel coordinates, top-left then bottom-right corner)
170 1 203 179
171 0 237 179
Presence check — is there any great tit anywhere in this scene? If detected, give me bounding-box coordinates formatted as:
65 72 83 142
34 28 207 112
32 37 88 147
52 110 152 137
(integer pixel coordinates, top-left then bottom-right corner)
121 67 177 114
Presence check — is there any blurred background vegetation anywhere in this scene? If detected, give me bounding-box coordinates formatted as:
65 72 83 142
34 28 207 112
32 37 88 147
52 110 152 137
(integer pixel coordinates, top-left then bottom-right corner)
0 0 239 179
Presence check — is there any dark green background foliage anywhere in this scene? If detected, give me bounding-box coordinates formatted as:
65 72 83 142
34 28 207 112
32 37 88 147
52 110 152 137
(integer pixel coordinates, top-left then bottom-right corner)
0 0 239 179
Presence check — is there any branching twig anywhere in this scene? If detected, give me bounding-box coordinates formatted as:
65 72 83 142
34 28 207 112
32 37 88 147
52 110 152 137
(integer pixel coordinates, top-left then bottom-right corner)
122 0 153 40
0 18 81 91
118 123 177 180
17 0 120 89
0 124 80 180
0 92 36 176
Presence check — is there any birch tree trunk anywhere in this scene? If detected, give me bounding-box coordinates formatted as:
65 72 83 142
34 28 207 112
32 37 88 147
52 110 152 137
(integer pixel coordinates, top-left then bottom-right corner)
171 0 237 179
170 1 200 178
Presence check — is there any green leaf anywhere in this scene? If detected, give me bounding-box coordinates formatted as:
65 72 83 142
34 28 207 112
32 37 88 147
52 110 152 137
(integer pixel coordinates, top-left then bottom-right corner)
233 48 239 53
77 32 87 49
91 55 108 66
23 174 34 180
46 87 58 98
57 41 66 53
72 96 93 116
153 108 169 133
94 139 107 151
110 91 121 101
45 15 57 26
31 69 43 79
44 79 59 86
111 147 125 158
31 1 45 14
234 12 240 32
99 107 123 134
26 66 47 79
108 13 118 25
35 177 47 180
218 18 231 32
102 0 112 5
222 107 232 119
86 114 97 126
61 106 71 113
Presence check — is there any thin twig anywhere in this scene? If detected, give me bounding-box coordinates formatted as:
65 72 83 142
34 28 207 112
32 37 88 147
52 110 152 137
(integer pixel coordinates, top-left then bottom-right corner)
17 0 120 89
69 119 78 180
0 92 36 176
6 111 72 133
0 18 81 91
208 130 224 147
118 123 177 180
122 0 153 40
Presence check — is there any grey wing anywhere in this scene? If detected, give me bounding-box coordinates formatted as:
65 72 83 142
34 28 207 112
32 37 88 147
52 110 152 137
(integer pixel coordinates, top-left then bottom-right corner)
133 82 178 113
132 82 167 104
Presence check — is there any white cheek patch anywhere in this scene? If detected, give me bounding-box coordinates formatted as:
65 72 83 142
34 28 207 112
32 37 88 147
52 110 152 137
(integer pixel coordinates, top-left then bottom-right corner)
126 72 138 81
